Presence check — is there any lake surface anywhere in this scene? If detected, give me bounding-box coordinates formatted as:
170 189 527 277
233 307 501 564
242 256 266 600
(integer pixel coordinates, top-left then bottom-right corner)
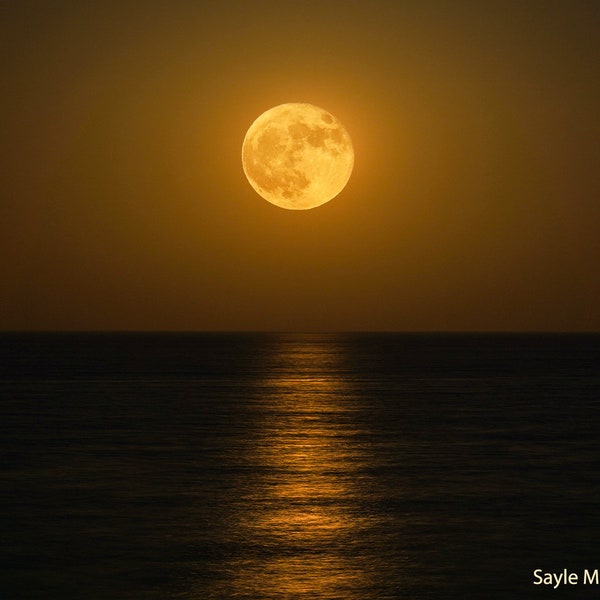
1 332 599 598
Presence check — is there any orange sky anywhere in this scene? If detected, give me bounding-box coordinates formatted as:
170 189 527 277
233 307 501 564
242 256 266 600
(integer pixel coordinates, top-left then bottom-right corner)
2 1 599 331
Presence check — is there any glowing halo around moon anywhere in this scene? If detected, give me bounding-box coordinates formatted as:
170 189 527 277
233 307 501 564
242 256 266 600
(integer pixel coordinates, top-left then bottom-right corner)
242 103 354 210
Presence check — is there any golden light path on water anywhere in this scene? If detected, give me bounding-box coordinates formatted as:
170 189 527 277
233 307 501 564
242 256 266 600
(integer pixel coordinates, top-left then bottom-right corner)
205 335 397 598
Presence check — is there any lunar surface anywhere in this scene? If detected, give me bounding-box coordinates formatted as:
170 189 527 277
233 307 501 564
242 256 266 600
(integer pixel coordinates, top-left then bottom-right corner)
242 103 354 210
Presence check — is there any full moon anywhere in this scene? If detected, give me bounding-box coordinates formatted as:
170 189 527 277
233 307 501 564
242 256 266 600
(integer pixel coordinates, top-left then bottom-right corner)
242 103 354 210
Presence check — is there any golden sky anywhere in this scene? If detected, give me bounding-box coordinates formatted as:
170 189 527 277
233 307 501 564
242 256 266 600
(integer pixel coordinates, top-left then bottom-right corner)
2 1 599 331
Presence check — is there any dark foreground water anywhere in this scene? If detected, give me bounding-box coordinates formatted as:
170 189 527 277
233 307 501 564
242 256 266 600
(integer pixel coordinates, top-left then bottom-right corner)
1 332 599 599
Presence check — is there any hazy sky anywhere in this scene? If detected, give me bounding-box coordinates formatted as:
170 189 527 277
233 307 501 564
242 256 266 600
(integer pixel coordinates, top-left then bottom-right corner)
2 1 599 331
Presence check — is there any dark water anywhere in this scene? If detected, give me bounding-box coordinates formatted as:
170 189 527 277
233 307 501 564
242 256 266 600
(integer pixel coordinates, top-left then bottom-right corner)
1 333 599 599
